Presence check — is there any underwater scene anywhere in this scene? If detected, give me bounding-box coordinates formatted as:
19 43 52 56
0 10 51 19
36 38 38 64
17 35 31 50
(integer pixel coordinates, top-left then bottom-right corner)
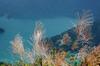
0 0 100 66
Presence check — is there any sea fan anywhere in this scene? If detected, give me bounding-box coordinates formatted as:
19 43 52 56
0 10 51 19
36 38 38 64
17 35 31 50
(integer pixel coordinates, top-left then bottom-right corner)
84 45 100 66
32 22 48 57
11 34 25 60
76 10 94 42
28 22 51 65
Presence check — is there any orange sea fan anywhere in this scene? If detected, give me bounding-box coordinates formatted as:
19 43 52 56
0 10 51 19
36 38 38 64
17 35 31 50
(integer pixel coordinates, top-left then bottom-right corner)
85 45 100 66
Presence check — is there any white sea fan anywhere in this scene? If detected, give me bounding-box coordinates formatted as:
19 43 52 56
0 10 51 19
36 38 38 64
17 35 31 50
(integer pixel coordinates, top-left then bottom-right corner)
29 21 49 59
11 34 25 60
76 10 94 42
33 21 44 43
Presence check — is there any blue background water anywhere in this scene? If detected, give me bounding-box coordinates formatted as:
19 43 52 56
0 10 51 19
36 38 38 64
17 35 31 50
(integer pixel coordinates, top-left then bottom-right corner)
0 0 100 63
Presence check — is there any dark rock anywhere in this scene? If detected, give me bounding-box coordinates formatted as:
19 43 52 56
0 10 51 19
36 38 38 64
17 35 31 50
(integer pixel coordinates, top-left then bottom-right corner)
0 28 5 34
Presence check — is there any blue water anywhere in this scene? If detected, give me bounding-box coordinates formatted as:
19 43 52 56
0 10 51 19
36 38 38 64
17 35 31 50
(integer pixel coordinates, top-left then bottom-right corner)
0 0 99 63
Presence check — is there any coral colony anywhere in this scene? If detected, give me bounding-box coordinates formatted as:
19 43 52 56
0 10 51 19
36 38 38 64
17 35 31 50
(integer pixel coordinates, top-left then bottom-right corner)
5 11 99 66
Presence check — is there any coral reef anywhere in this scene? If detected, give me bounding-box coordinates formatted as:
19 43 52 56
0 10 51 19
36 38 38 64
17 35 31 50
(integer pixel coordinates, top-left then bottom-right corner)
0 11 99 66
